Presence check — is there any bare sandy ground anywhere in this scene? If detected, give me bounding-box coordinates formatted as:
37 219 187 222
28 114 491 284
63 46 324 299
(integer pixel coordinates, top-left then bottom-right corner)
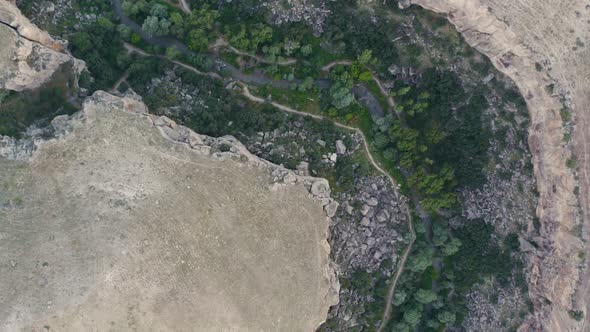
401 0 589 330
0 92 338 331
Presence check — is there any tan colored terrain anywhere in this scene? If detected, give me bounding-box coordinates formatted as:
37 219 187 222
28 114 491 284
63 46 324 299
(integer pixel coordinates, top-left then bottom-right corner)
400 0 589 330
0 91 339 331
0 0 83 91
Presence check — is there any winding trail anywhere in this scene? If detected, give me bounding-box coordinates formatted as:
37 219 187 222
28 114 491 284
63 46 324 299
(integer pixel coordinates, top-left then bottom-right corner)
179 0 191 13
241 83 414 332
321 60 353 72
110 70 129 93
112 1 415 327
211 38 298 66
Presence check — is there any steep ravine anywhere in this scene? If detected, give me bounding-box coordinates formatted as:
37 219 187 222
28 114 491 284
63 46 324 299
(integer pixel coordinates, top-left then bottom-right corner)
400 0 588 330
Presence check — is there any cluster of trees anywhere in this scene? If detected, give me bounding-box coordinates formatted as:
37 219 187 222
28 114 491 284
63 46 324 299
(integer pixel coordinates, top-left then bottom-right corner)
122 0 219 52
327 68 355 110
323 0 401 71
321 50 377 116
389 218 526 331
184 6 219 52
141 4 172 36
70 16 131 90
225 24 273 53
367 69 492 213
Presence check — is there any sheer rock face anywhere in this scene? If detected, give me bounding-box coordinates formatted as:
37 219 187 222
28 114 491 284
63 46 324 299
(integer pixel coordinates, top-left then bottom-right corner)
400 0 589 330
0 0 84 91
0 91 339 331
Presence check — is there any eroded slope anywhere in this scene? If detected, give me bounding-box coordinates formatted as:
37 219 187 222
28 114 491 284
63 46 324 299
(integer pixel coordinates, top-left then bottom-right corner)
0 91 339 331
400 0 589 330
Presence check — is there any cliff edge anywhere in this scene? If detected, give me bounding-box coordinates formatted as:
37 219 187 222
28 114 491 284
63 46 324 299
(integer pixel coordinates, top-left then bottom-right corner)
0 91 339 331
400 0 589 330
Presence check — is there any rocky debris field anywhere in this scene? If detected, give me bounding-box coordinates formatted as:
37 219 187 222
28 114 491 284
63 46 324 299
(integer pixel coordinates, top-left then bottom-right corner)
331 176 409 274
264 0 330 36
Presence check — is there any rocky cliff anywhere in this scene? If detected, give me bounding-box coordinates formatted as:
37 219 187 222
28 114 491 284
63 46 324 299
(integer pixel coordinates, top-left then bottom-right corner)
0 90 340 331
0 0 83 91
399 0 589 330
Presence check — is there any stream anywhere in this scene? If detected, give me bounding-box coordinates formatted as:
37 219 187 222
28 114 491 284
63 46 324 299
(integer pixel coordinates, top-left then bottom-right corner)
111 0 385 118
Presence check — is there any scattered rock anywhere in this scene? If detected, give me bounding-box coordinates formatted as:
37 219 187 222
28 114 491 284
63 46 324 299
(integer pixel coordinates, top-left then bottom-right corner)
325 201 339 218
360 204 371 216
375 209 390 223
360 217 370 227
336 140 346 154
366 197 379 206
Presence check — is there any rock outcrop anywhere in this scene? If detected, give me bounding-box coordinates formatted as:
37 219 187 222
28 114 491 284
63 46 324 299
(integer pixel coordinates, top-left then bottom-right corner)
399 0 589 330
0 91 339 331
0 0 84 91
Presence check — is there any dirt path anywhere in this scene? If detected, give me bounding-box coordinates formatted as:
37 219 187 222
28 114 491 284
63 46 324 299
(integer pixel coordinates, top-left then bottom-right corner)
321 60 353 72
124 42 222 80
111 70 129 93
371 75 396 110
161 0 190 14
211 38 297 66
179 0 190 13
376 206 414 332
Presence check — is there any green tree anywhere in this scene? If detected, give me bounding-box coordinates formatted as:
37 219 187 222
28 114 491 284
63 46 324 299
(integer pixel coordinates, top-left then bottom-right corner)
382 148 396 161
414 289 438 304
150 3 168 18
300 44 313 57
130 33 141 44
228 25 249 50
187 5 218 31
142 16 170 36
437 311 456 325
357 49 373 66
117 24 132 41
187 29 209 52
170 12 185 37
403 308 422 326
432 223 449 247
122 0 148 17
297 77 314 92
166 46 181 60
392 290 407 306
358 71 372 83
408 247 433 272
249 25 273 52
283 39 300 56
442 238 462 256
394 323 411 332
183 4 219 51
329 84 354 109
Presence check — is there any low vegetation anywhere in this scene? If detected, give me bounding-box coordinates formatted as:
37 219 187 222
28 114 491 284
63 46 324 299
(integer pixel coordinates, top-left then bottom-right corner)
6 0 534 330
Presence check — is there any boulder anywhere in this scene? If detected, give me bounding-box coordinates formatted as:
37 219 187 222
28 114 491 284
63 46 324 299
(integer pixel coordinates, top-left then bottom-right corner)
335 140 346 154
366 197 379 206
